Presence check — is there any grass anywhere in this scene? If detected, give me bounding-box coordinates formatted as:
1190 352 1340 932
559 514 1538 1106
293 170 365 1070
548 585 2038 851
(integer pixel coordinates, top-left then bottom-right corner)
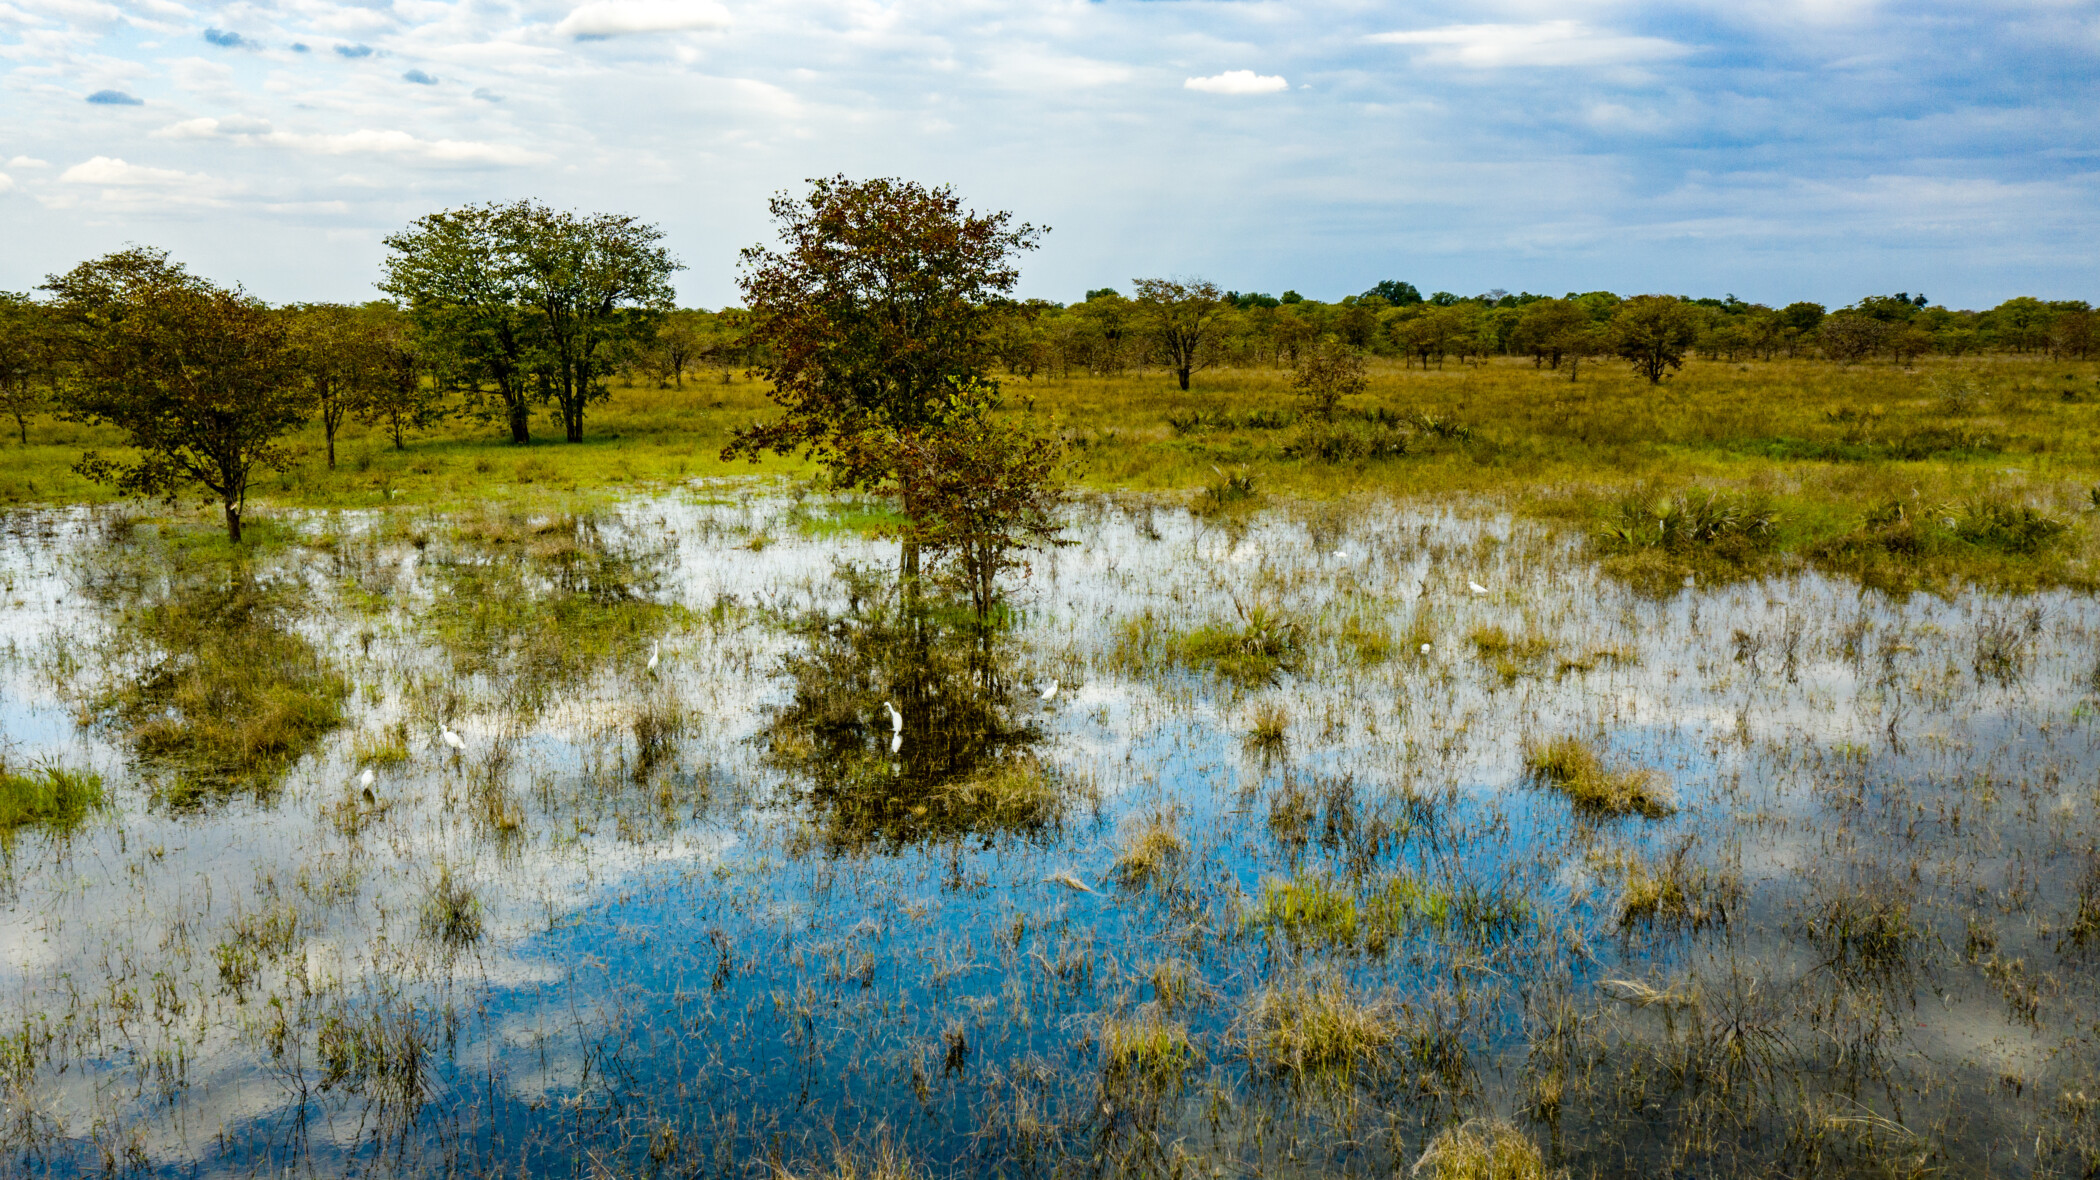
1411 1119 1550 1180
92 574 349 804
5 354 2097 594
1247 872 1532 952
1112 813 1186 891
1523 735 1675 820
1112 604 1306 687
1100 1012 1198 1084
419 865 484 949
0 762 105 848
1240 976 1398 1082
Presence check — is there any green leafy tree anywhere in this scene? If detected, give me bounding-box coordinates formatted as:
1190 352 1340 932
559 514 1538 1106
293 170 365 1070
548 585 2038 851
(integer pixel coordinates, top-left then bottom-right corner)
1131 277 1227 390
285 302 385 469
882 394 1072 627
1509 298 1591 370
42 247 305 542
354 303 444 449
380 204 538 444
1609 295 1702 384
0 292 59 444
502 202 682 442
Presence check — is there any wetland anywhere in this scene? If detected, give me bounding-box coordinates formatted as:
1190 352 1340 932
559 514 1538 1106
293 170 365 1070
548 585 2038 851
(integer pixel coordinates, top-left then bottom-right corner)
2 485 2098 1178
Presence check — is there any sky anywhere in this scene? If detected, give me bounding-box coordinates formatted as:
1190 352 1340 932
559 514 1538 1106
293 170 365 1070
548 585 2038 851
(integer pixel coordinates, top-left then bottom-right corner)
2 0 2096 309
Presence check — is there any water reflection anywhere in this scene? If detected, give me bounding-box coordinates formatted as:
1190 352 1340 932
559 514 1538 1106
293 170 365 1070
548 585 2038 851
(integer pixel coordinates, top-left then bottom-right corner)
79 545 345 806
764 564 1063 853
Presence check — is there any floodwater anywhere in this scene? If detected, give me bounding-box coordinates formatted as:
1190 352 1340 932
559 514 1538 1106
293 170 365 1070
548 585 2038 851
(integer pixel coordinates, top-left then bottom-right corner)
0 488 2096 1178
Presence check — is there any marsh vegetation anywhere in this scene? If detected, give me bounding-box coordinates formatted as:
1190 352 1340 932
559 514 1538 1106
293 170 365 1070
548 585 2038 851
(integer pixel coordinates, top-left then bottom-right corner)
0 486 2096 1178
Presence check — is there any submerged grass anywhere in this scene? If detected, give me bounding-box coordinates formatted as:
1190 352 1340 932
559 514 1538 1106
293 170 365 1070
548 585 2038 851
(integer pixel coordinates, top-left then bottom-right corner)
1411 1119 1550 1180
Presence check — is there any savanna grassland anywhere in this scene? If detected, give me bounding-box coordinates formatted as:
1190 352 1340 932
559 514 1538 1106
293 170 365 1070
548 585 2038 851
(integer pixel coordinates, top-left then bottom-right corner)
4 351 2097 595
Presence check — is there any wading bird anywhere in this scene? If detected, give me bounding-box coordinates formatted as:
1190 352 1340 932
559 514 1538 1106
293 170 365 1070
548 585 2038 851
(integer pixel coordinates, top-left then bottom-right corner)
1040 679 1059 702
1468 580 1489 595
884 701 903 754
441 724 466 752
646 641 660 672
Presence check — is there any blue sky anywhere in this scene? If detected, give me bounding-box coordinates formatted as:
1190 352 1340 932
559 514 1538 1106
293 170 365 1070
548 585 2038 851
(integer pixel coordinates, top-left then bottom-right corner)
2 0 2095 308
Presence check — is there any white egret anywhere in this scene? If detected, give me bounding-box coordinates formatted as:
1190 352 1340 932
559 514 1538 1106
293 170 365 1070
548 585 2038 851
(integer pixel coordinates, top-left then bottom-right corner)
646 641 660 672
1332 549 1348 560
1468 580 1489 595
440 724 466 752
359 767 376 789
884 701 903 753
1040 679 1059 702
1420 643 1433 655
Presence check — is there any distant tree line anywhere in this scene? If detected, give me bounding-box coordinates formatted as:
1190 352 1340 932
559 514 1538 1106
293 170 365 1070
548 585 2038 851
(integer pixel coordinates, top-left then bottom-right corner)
985 285 2097 384
0 185 2093 543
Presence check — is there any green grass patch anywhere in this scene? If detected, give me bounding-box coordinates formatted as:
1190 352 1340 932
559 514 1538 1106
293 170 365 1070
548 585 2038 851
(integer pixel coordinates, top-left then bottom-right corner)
0 762 107 848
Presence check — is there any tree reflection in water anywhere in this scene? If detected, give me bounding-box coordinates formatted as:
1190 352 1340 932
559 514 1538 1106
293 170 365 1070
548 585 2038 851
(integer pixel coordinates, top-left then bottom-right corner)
762 565 1075 853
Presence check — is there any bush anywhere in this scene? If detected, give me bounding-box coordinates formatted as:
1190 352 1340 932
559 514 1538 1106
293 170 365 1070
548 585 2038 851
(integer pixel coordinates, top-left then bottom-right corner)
1285 419 1410 463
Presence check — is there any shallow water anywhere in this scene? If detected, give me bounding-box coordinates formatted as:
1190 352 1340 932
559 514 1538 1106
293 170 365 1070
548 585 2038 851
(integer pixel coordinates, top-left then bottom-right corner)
1 489 2097 1177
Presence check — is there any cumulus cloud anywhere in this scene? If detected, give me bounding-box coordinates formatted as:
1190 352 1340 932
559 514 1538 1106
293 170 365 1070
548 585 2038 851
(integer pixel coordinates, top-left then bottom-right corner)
1364 21 1689 69
1184 69 1287 95
8 157 50 168
85 88 143 104
552 0 730 39
0 174 13 194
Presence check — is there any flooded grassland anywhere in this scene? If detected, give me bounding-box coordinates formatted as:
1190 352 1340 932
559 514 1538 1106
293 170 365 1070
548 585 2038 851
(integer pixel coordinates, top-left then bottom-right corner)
0 489 2097 1179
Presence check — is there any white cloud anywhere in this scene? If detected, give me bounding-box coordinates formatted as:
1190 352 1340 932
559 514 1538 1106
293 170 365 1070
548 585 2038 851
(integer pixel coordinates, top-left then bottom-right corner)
1184 69 1287 95
53 155 229 206
0 173 14 194
59 155 200 185
7 156 50 168
552 0 729 38
147 118 547 165
1365 21 1690 69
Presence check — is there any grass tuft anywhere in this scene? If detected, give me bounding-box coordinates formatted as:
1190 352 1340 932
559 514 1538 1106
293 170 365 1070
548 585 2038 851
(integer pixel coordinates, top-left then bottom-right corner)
0 762 106 848
1523 735 1674 820
1411 1119 1550 1180
1112 813 1186 891
1241 976 1397 1082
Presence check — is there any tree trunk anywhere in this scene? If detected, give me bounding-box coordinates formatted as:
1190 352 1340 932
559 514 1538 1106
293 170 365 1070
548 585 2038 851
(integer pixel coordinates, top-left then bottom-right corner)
1176 366 1191 391
566 410 583 443
326 427 337 470
508 397 531 444
12 413 24 445
225 503 243 543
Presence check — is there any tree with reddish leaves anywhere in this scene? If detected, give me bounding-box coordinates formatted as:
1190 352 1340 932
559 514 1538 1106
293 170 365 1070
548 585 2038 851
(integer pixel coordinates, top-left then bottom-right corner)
723 176 1043 495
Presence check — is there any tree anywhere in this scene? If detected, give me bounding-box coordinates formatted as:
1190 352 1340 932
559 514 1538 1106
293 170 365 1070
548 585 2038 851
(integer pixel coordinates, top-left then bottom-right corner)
380 204 538 444
354 304 444 449
1131 277 1226 391
1364 279 1423 306
42 247 305 543
1817 313 1884 363
285 302 384 469
724 175 1042 500
1398 307 1467 369
2053 305 2096 359
1292 339 1367 421
1609 295 1701 384
1509 299 1591 370
502 202 682 442
882 395 1072 627
0 292 58 444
